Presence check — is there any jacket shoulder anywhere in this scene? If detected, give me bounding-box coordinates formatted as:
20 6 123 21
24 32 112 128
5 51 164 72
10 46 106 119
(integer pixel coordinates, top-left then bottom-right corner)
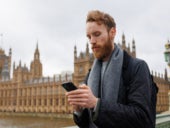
123 51 149 71
123 51 150 83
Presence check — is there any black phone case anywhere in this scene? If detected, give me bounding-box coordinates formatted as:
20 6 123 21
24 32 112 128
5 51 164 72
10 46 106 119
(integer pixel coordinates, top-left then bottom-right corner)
62 82 77 91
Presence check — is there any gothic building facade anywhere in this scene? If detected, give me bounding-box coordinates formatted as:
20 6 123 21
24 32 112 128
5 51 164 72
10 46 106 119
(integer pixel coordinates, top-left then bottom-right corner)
0 44 72 113
73 34 170 113
0 35 169 114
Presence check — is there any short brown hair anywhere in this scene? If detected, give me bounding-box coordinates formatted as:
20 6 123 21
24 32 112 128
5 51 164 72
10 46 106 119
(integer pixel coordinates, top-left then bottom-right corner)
86 10 116 31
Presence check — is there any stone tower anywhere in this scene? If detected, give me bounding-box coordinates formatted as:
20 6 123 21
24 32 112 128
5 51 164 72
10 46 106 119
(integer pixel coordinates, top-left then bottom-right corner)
13 43 43 82
119 33 136 58
73 43 94 86
12 60 30 83
30 43 43 79
1 59 10 81
0 47 12 81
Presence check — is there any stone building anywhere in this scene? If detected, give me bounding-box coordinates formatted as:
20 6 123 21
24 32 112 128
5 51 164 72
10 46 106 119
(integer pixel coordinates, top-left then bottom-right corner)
0 44 73 113
0 35 169 114
73 34 170 113
152 69 169 113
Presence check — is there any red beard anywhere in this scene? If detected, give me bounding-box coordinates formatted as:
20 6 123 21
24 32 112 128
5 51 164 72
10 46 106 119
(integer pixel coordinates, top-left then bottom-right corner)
92 38 113 60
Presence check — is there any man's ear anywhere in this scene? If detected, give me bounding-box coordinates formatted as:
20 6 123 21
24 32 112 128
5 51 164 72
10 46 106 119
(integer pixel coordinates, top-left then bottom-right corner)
109 27 116 39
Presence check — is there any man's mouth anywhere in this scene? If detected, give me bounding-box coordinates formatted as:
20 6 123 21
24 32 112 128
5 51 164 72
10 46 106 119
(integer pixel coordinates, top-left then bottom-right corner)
92 46 100 51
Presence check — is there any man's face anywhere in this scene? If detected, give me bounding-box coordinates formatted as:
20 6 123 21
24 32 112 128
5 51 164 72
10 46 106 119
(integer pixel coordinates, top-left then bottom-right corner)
86 22 116 61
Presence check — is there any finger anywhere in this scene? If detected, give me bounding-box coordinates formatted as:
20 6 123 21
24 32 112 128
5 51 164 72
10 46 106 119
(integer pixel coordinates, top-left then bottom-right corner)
68 93 88 98
68 97 88 103
70 101 87 108
67 88 88 95
79 84 88 89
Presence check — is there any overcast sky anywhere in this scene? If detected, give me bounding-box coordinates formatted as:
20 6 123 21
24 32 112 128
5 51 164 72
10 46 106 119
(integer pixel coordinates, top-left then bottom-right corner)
0 0 170 77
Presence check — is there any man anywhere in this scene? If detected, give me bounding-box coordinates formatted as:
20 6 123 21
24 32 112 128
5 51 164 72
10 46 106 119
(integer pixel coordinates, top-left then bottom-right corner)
66 10 156 128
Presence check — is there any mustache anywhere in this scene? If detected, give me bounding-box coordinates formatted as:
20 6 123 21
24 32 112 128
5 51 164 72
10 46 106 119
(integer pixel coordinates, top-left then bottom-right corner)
91 45 100 49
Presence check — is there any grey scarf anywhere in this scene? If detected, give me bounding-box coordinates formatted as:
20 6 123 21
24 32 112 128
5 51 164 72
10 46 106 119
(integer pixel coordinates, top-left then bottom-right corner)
87 44 124 127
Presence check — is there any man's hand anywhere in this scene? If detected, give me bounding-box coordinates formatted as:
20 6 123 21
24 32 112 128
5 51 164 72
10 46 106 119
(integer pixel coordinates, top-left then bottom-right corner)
66 84 98 109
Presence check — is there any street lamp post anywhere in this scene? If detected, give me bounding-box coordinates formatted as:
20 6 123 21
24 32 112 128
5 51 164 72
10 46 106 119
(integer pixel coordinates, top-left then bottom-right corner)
164 40 170 112
164 40 170 67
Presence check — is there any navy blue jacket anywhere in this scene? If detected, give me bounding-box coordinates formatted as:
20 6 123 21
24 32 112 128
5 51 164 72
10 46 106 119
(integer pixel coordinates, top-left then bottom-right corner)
74 51 156 128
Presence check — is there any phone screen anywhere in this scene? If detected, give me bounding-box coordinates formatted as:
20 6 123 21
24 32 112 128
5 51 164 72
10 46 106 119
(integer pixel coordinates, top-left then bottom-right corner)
62 82 77 92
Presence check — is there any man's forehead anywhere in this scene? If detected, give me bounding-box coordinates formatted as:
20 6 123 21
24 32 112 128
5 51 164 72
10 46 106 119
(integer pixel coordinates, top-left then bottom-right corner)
86 22 106 33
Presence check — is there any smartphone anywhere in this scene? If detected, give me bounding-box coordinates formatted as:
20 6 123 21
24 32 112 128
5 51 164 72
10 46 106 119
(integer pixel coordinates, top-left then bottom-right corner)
62 82 77 92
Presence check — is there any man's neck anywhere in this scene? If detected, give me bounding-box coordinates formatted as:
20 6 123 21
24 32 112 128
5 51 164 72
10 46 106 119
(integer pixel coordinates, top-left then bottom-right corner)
102 49 114 62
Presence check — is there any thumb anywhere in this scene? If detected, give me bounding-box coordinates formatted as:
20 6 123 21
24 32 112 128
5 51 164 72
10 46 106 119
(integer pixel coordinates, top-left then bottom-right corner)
79 84 88 89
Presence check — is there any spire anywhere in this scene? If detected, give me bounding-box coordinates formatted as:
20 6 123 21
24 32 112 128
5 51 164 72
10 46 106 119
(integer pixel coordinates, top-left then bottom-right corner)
13 61 15 71
122 33 125 40
74 45 77 59
9 48 12 56
131 38 136 58
122 33 126 49
24 63 26 68
0 34 5 55
19 60 21 67
34 41 40 60
36 41 39 54
132 38 136 52
36 41 38 49
86 43 89 56
128 43 130 52
164 68 168 81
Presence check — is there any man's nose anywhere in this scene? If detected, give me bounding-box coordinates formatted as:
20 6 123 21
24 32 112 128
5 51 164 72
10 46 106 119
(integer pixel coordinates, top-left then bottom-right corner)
90 37 96 44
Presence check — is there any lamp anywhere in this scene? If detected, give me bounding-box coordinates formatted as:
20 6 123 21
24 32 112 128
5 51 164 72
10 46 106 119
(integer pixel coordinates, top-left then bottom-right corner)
164 40 170 67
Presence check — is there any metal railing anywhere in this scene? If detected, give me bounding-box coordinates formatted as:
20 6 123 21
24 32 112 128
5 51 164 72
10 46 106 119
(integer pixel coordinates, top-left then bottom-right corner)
64 114 170 128
156 113 170 128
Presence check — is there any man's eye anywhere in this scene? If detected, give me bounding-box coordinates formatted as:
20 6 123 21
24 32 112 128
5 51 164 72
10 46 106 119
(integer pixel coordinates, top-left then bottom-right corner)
94 32 100 37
